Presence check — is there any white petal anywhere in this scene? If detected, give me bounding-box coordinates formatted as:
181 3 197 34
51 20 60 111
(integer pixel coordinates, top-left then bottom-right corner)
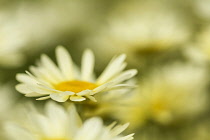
122 133 134 140
45 102 66 119
97 54 126 84
40 54 64 82
70 96 86 102
29 66 40 77
29 66 54 87
37 83 60 92
67 104 83 136
16 74 37 85
28 85 55 95
32 114 52 136
74 117 103 140
50 92 73 102
16 71 51 86
108 84 137 90
16 84 33 94
86 95 97 102
76 90 92 96
30 67 58 84
81 49 95 81
92 82 113 95
45 102 69 136
56 46 74 80
36 96 51 100
107 122 117 130
109 69 138 86
111 123 129 136
23 70 53 90
25 92 42 97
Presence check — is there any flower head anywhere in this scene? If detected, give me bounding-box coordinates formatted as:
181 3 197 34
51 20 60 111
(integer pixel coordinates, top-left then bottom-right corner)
4 102 134 140
0 17 26 67
84 0 191 68
113 64 208 129
16 46 137 102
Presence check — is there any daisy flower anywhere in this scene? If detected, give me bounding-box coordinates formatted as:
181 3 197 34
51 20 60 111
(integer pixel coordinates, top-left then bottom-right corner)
83 0 191 67
113 64 208 129
4 101 134 140
16 46 137 102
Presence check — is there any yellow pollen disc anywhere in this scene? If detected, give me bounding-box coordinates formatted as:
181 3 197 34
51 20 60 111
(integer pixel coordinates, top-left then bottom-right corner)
152 102 167 115
54 80 98 93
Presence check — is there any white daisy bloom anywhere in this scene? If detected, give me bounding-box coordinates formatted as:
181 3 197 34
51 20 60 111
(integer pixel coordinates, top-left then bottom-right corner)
16 46 137 102
4 102 134 140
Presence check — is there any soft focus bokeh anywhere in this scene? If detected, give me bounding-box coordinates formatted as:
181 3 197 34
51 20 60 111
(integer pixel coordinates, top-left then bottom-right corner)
1 0 210 140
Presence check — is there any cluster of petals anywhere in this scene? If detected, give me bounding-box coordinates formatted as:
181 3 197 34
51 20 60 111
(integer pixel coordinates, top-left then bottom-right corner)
16 46 137 102
5 102 134 140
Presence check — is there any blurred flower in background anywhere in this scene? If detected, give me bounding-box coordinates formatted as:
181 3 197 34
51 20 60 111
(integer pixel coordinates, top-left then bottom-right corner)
0 0 99 68
114 64 208 130
0 12 26 67
83 0 192 67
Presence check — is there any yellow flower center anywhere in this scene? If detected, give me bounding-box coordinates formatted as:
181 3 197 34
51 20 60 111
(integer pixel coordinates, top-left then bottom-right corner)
152 101 168 115
54 80 98 93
